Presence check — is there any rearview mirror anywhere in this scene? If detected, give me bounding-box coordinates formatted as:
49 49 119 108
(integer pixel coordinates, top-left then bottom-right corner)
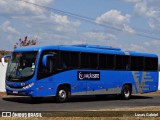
1 55 11 66
42 54 54 67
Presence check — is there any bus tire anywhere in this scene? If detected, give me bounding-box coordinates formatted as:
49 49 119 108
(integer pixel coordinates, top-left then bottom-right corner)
121 85 131 100
56 87 69 103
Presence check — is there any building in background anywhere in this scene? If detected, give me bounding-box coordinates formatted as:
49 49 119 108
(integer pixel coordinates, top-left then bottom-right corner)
0 63 7 92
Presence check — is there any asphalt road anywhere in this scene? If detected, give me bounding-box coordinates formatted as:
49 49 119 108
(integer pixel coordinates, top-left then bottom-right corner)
0 94 160 111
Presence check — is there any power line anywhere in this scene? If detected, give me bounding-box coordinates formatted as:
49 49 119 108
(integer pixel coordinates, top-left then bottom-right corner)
6 0 160 40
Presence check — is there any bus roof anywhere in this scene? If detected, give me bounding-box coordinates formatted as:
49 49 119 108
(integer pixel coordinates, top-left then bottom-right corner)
14 44 158 58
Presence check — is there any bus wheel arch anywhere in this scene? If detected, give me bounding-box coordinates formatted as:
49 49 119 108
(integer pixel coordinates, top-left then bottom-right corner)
56 84 71 103
121 83 132 100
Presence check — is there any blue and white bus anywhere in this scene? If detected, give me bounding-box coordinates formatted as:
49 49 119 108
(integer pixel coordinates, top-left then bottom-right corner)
4 44 158 102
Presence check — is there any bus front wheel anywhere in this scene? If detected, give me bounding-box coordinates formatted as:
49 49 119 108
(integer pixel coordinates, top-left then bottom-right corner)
56 87 69 103
121 85 131 100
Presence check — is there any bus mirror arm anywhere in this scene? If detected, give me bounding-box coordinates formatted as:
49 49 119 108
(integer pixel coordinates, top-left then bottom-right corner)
42 54 54 67
1 55 11 66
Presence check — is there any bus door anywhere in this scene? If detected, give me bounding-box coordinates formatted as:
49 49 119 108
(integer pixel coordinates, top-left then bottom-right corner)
36 53 57 96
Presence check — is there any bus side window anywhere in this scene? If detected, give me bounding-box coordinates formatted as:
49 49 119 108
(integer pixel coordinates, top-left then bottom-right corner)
123 56 130 70
106 54 115 69
125 64 130 70
145 57 158 71
46 56 55 73
60 51 70 69
115 55 123 70
99 54 107 69
62 61 67 69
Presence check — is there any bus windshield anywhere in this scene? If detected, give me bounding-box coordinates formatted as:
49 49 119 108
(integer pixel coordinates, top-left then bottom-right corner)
6 51 38 81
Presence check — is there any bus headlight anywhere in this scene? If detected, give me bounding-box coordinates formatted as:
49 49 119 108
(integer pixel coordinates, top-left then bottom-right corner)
23 82 34 89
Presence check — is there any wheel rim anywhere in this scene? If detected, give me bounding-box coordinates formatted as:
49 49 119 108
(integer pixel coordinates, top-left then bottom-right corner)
58 90 67 100
124 89 130 98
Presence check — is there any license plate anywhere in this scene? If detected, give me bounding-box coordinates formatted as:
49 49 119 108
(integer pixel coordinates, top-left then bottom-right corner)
13 91 18 94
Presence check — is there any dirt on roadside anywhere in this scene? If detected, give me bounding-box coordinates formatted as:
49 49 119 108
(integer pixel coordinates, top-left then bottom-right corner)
0 92 6 97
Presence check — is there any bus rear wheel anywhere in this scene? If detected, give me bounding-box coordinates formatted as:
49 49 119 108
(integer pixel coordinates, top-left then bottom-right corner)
56 87 69 103
121 85 131 100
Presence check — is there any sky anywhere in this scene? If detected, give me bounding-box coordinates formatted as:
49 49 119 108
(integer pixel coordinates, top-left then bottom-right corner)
0 0 160 59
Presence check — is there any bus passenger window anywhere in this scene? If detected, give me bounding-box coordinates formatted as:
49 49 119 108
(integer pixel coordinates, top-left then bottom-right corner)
123 56 130 70
61 52 70 69
45 56 58 73
62 61 67 69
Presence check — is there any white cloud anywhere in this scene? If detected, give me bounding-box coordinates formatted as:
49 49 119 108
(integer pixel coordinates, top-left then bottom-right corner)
0 0 82 50
148 19 156 29
49 12 81 31
10 11 81 34
71 40 86 45
135 2 158 18
123 0 141 3
132 0 160 29
106 33 117 40
95 10 135 34
122 0 160 32
123 38 160 56
50 13 70 25
84 32 117 41
129 43 147 51
0 0 53 15
123 24 135 34
84 32 106 41
96 10 130 26
1 21 19 34
38 32 86 46
12 14 48 23
151 40 160 46
48 12 81 33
